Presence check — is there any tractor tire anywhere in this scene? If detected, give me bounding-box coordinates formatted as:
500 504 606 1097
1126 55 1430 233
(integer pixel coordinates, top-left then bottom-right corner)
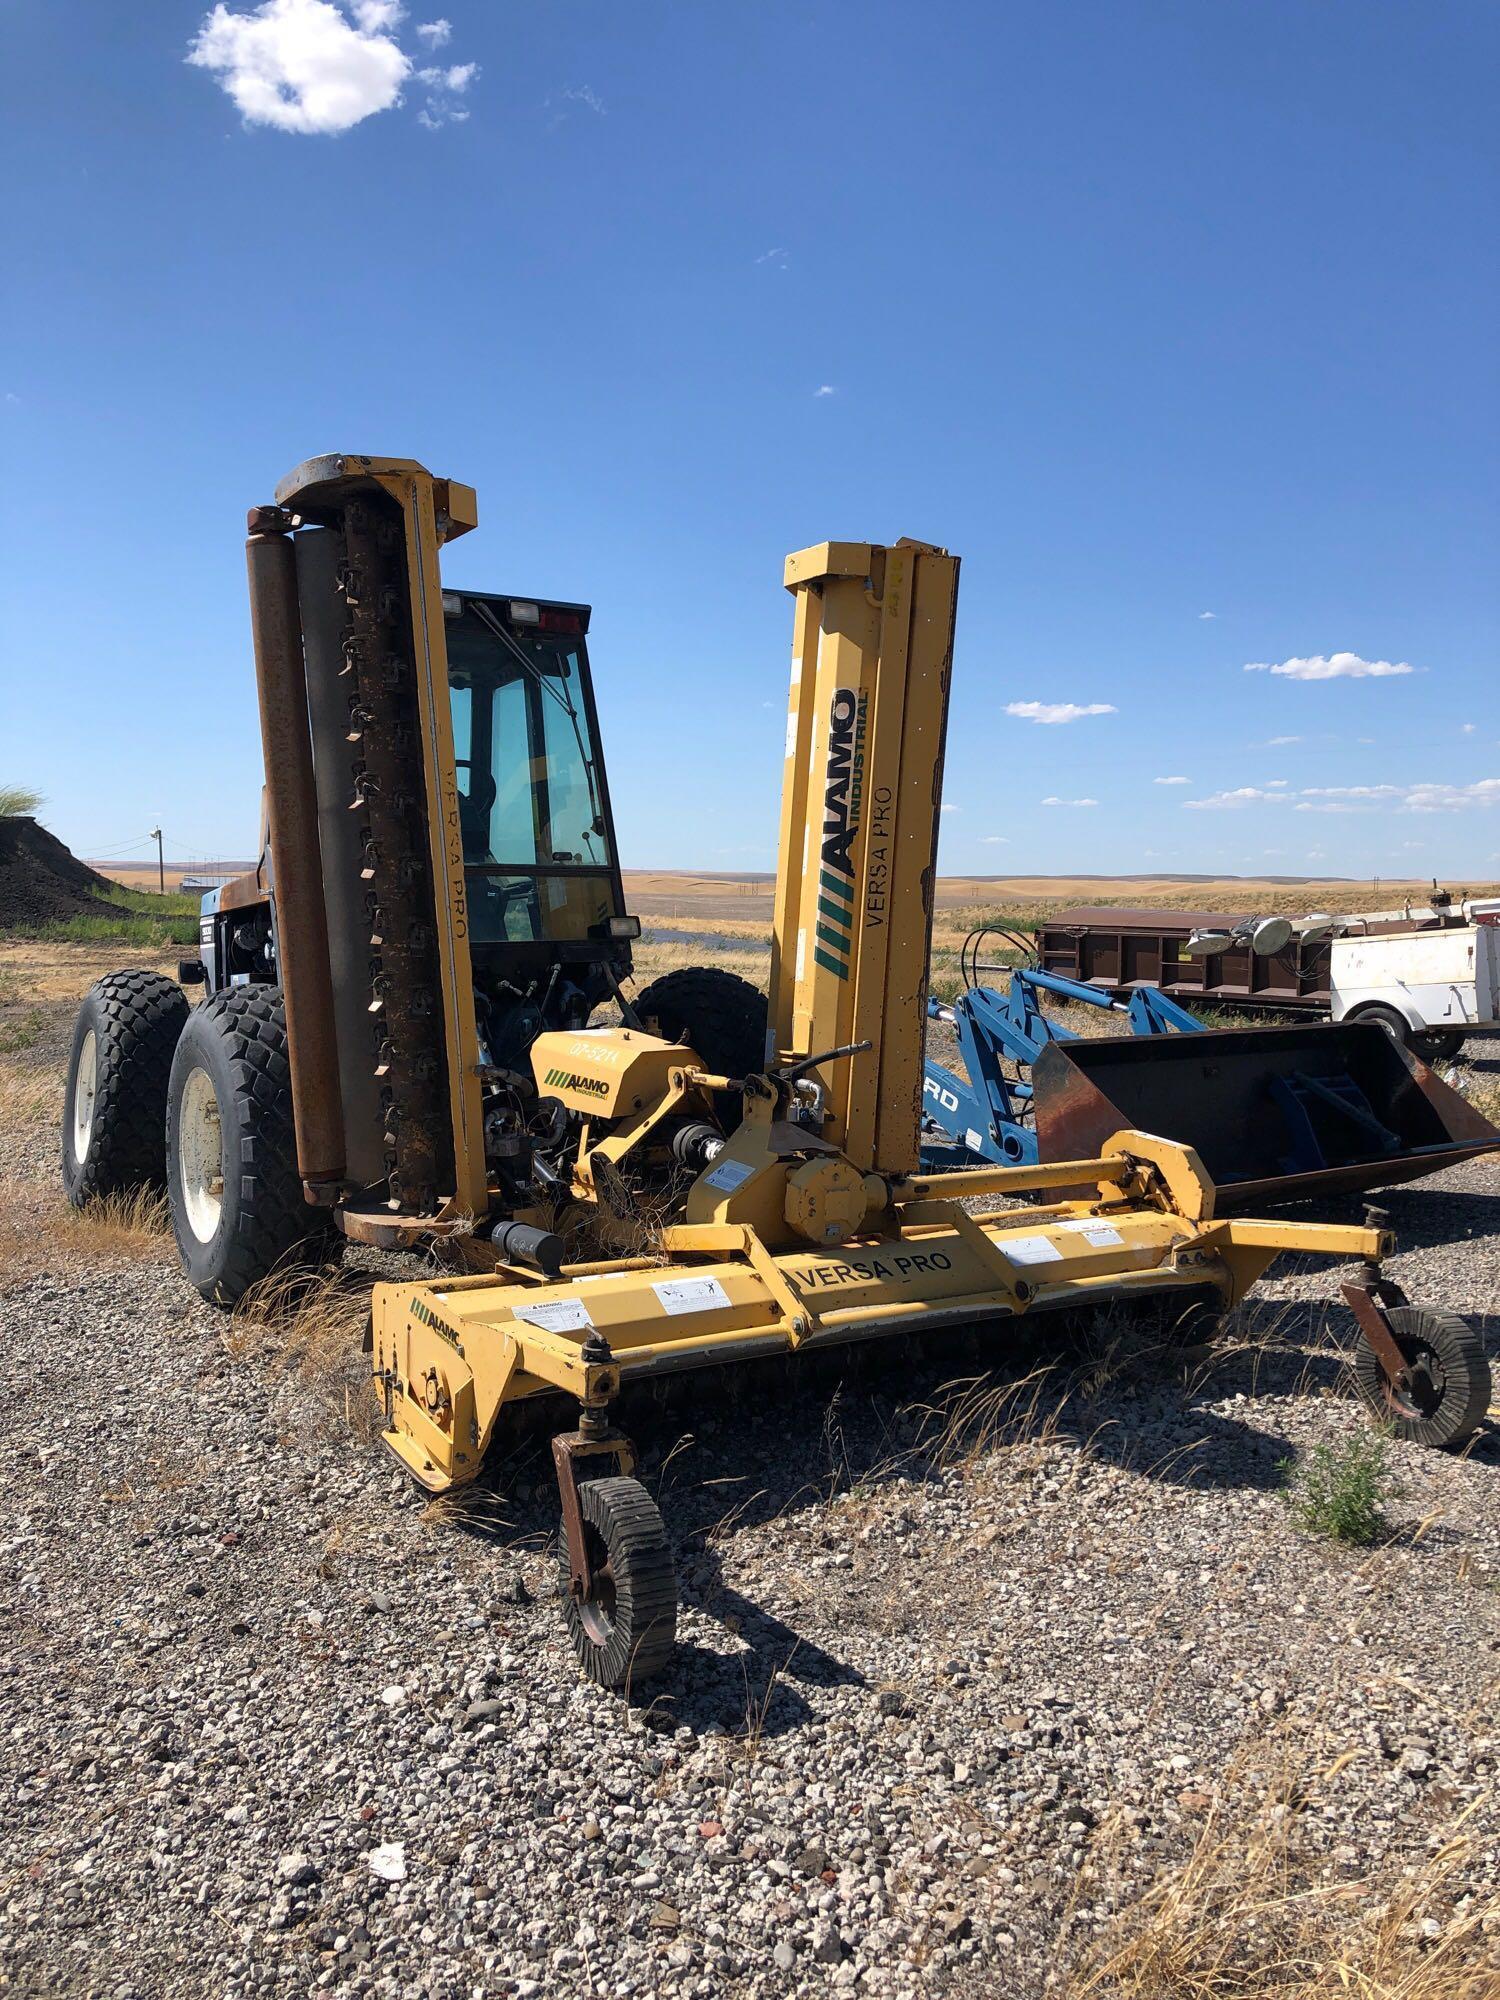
558 1475 677 1689
62 970 190 1205
166 985 338 1307
1352 1305 1490 1450
634 966 769 1130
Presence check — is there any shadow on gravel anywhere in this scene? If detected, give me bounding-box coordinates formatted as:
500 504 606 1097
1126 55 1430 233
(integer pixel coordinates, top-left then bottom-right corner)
426 1257 1496 1732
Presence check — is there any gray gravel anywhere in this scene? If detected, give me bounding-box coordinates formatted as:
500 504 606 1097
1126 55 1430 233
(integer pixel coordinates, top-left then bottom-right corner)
2 1012 1498 1994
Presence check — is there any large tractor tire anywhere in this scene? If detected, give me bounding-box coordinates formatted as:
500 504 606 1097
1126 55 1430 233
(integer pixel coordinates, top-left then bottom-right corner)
634 966 769 1131
166 986 337 1306
62 970 190 1205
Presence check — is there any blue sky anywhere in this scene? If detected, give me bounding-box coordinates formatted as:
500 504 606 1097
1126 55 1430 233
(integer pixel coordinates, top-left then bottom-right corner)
2 0 1495 880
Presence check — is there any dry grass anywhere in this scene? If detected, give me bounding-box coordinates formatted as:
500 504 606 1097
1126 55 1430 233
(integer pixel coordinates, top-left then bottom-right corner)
228 1261 380 1437
0 1179 172 1287
1066 1745 1499 1999
52 1185 171 1258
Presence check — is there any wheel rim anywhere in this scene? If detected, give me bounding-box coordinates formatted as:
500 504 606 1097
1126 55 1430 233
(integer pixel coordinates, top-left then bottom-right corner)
72 1029 97 1160
577 1523 618 1647
1382 1340 1446 1423
178 1065 225 1244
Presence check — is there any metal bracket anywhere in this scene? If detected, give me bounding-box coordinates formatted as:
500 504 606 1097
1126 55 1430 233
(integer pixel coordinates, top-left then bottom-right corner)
552 1428 637 1602
552 1329 636 1602
1341 1274 1412 1389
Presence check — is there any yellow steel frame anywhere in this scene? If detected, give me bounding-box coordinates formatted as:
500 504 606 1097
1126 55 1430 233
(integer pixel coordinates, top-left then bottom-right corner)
372 1130 1390 1490
771 542 958 1176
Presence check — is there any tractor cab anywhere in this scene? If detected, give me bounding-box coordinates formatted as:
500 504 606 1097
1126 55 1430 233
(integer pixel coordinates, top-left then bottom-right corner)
442 589 638 1065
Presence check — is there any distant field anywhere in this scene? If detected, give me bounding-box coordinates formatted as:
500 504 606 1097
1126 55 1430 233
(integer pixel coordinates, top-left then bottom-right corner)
98 862 255 892
615 870 1497 927
97 861 1496 930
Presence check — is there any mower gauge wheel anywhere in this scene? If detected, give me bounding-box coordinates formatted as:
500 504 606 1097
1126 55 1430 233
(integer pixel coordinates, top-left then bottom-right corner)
559 1476 677 1690
1352 1305 1490 1450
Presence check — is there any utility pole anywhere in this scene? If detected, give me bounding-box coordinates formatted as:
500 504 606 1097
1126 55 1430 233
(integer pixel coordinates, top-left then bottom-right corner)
151 826 164 896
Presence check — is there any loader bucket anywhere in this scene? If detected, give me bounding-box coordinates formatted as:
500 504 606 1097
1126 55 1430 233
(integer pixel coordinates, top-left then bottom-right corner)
1031 1022 1499 1215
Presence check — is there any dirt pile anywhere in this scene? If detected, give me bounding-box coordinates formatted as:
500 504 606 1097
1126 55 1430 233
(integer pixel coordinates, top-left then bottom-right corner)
0 817 123 930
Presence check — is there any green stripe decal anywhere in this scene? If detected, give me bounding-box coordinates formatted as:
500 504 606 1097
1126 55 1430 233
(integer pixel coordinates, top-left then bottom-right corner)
819 868 854 903
817 895 852 934
813 946 848 980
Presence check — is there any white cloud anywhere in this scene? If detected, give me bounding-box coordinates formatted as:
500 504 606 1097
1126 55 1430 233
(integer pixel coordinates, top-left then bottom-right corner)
415 56 476 122
1244 652 1414 680
979 835 1009 844
940 803 960 814
1182 786 1286 810
1462 721 1476 734
1005 701 1117 726
813 384 836 397
1198 610 1216 620
189 0 408 131
415 16 449 42
554 83 604 114
1153 775 1191 786
1261 734 1302 746
756 247 789 267
188 0 473 133
1190 778 1500 817
1041 795 1099 808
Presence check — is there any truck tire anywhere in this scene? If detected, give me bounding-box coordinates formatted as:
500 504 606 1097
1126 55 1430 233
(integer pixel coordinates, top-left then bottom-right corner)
62 970 190 1205
1412 1028 1465 1064
1348 1005 1413 1049
634 966 769 1130
166 986 337 1306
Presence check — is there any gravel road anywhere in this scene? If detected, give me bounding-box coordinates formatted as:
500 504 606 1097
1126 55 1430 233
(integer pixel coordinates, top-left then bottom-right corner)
2 954 1498 1997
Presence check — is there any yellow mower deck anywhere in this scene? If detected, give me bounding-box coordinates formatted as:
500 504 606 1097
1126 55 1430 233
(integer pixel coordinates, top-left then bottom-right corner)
372 1140 1389 1492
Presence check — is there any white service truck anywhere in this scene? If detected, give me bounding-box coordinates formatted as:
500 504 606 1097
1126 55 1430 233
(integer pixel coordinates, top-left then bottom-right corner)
1326 900 1500 1058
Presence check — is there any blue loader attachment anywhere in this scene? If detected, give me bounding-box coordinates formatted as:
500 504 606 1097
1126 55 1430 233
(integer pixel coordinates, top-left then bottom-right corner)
922 927 1498 1210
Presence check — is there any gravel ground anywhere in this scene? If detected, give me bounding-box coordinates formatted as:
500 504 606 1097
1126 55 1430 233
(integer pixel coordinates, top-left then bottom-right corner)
2 949 1499 1998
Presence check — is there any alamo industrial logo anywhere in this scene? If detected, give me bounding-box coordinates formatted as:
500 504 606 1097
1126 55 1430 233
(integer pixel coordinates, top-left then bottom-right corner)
815 685 868 982
544 1068 611 1097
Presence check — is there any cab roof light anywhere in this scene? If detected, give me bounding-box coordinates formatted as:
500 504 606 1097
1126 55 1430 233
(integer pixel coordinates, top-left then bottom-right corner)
441 592 463 617
508 600 541 625
539 608 584 635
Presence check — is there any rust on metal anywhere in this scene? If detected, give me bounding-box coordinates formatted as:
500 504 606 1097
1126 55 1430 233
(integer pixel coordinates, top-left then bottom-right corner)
552 1427 637 1601
337 493 455 1214
1031 1022 1499 1215
245 523 345 1187
1341 1273 1414 1388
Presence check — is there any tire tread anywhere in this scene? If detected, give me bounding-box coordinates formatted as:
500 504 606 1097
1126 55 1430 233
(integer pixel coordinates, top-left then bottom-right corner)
63 969 189 1202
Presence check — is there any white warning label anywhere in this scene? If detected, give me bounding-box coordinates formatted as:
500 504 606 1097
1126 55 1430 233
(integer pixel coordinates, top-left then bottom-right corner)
996 1235 1065 1265
652 1275 734 1316
513 1298 594 1334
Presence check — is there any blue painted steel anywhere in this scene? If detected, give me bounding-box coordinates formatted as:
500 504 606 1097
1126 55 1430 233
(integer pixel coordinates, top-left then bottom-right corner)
920 965 1205 1168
